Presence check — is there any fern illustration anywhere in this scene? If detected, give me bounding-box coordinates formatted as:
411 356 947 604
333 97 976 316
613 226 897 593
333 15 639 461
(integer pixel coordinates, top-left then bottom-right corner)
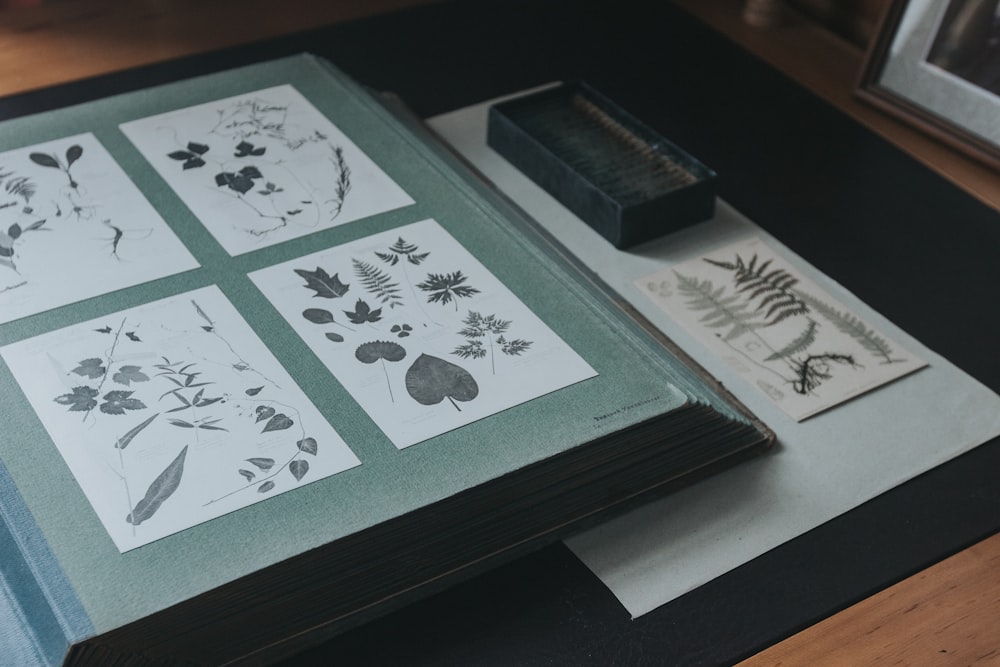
326 145 351 219
765 318 819 362
704 253 808 326
674 270 767 341
352 258 404 308
375 237 430 266
794 290 902 364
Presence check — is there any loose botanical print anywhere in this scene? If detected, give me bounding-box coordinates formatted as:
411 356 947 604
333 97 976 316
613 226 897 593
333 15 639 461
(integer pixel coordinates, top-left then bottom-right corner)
636 237 927 421
0 133 198 324
119 85 414 256
249 219 597 448
1 286 360 551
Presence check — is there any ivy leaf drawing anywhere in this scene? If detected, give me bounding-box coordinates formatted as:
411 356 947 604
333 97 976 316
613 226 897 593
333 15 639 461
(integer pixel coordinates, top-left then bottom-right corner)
113 365 150 386
295 266 349 299
100 390 147 415
234 140 266 158
54 386 98 412
167 142 209 170
255 405 275 423
72 358 106 380
126 446 187 526
289 459 309 482
405 353 479 411
344 298 382 324
262 413 293 432
297 437 318 456
417 271 481 309
246 457 275 471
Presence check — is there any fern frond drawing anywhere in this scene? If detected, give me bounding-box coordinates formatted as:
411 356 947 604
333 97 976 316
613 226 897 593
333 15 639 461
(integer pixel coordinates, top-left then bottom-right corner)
375 237 430 266
765 318 819 362
674 270 767 341
794 290 902 364
704 253 808 326
352 258 404 308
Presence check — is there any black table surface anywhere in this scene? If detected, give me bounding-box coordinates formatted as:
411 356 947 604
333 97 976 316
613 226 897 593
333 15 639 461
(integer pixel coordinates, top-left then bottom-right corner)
3 1 999 665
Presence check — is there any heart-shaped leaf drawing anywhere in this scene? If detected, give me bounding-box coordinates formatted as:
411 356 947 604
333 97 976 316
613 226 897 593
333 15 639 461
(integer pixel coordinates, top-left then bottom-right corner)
405 353 479 411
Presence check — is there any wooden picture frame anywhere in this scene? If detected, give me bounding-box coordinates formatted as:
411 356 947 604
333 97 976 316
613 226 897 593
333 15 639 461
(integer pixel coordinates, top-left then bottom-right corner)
857 0 1000 171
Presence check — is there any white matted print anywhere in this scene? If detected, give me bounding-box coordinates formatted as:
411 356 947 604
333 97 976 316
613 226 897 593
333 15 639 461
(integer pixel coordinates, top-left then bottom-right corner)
120 85 415 256
636 237 927 421
1 285 360 552
0 133 198 324
250 218 597 448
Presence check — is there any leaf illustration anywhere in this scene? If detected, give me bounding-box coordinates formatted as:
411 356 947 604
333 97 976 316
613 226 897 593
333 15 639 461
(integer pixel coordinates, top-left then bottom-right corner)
234 140 266 157
794 290 901 363
29 152 60 169
72 358 106 380
255 405 275 423
405 353 479 411
54 386 98 412
297 437 318 455
168 418 194 428
501 338 532 356
246 457 275 471
325 332 344 343
126 332 141 342
295 266 349 299
674 271 766 341
126 445 187 525
353 259 403 308
115 413 159 450
239 469 255 482
246 386 264 396
262 413 293 432
65 145 83 167
417 271 480 309
303 308 335 324
258 481 275 493
704 253 808 326
765 319 819 362
344 298 382 324
214 166 262 194
99 390 147 415
95 326 112 334
289 459 309 482
113 365 150 386
356 341 406 401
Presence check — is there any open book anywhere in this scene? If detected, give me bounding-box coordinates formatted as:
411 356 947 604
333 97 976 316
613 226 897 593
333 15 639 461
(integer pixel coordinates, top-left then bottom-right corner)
0 54 772 665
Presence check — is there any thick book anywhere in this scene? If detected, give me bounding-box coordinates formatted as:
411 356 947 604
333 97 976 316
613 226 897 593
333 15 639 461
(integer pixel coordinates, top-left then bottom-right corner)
0 54 772 665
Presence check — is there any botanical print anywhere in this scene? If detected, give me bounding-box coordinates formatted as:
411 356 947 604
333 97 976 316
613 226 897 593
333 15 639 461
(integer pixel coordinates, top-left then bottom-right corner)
119 85 414 256
636 237 926 421
0 133 198 324
0 285 360 552
249 218 597 448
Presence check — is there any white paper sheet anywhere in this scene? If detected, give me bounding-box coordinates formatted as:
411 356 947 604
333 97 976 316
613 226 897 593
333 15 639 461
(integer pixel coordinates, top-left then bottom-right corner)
0 133 198 324
427 96 1000 618
249 218 597 449
120 85 414 256
1 285 360 552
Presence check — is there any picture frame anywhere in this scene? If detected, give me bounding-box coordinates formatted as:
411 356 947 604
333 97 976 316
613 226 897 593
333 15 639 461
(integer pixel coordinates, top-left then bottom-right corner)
856 0 1000 171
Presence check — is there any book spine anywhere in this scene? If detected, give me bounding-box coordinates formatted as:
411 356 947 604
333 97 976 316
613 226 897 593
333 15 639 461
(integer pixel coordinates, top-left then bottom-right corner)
0 457 92 666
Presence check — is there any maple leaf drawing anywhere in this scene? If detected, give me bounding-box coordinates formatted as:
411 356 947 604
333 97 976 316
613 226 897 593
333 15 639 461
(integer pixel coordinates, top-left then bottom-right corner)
99 390 147 416
344 298 382 324
294 266 349 299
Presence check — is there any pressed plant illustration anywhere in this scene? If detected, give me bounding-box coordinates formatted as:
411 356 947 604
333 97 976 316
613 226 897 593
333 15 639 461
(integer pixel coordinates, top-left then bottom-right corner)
10 285 359 550
661 241 920 414
353 258 404 308
452 311 533 374
405 353 479 411
417 271 480 310
355 340 406 401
